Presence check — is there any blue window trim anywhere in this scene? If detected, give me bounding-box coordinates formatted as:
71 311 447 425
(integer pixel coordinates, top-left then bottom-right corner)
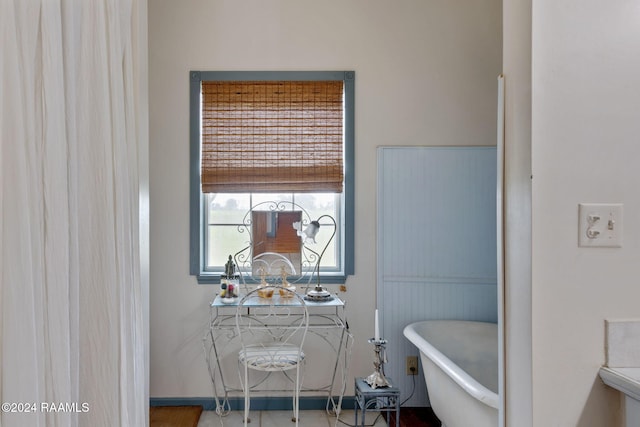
189 70 355 284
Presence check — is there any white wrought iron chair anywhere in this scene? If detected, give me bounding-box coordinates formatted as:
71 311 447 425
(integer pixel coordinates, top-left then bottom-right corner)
235 286 309 426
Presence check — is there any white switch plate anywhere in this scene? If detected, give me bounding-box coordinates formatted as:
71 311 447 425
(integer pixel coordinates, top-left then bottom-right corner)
578 203 623 248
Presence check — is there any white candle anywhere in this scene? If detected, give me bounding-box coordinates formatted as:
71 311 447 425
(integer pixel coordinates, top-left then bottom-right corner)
374 309 380 341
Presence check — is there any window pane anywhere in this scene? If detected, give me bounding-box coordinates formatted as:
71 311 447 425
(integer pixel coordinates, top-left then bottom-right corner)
294 193 339 270
309 204 340 269
251 193 293 208
208 194 250 224
207 224 250 270
309 227 338 270
294 193 337 221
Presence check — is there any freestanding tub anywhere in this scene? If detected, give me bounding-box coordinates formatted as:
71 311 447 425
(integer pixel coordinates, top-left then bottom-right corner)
403 320 499 427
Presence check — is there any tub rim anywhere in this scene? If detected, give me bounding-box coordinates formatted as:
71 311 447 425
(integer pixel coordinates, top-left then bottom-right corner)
403 319 499 409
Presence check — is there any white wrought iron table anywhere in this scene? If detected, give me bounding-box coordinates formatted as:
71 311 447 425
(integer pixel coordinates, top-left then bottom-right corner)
203 292 353 417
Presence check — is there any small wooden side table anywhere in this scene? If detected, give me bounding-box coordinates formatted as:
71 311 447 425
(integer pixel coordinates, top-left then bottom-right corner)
354 377 401 427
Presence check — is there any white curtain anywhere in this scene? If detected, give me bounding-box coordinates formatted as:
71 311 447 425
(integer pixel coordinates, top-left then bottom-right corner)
1 1 147 426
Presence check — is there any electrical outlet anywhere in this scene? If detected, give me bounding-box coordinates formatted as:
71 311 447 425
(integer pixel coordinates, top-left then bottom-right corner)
406 356 418 375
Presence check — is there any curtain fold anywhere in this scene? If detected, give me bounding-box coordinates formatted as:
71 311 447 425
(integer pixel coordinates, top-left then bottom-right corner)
1 1 146 426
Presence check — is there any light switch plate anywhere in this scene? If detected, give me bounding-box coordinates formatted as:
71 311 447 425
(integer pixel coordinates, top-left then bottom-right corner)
578 203 623 248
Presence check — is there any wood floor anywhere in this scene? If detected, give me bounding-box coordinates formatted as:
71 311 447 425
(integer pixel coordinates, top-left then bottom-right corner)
155 405 441 427
383 407 442 427
150 406 203 427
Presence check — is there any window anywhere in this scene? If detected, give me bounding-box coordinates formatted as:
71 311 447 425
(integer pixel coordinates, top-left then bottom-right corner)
190 71 354 284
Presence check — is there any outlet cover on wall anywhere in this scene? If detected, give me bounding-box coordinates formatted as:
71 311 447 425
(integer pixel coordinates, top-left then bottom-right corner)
406 356 419 375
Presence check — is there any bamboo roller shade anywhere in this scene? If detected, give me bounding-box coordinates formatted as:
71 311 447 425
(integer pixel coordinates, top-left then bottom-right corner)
201 80 344 193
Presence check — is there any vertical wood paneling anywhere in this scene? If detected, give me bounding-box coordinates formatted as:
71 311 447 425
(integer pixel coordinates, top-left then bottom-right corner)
377 147 497 407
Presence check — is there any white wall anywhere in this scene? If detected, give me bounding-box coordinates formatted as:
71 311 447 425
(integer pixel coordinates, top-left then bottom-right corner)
148 0 502 399
527 1 640 425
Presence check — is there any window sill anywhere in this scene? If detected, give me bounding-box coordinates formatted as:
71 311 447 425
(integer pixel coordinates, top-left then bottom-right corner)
196 272 348 286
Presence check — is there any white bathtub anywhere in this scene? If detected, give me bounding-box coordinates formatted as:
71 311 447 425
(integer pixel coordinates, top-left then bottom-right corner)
403 320 499 427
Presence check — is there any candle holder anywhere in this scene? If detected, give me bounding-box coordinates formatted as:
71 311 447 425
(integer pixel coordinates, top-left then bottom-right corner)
365 338 391 389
